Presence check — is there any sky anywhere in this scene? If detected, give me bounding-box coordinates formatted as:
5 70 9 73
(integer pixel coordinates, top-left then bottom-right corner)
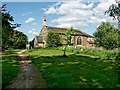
1 0 118 41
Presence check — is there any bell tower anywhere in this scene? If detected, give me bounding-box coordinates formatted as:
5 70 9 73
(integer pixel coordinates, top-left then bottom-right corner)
42 16 46 29
40 16 47 43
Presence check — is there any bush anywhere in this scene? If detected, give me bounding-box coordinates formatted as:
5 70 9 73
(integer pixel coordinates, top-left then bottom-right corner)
46 32 61 48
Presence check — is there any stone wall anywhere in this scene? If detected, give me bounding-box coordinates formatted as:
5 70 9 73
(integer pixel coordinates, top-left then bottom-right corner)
39 27 95 47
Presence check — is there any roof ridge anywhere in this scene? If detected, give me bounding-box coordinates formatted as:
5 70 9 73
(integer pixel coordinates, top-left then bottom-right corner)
46 26 93 37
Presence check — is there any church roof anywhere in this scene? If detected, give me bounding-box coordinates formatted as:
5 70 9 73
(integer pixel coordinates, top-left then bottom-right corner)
46 26 94 38
35 36 44 43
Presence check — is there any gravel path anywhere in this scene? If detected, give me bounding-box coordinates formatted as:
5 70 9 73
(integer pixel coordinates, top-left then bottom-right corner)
6 50 47 89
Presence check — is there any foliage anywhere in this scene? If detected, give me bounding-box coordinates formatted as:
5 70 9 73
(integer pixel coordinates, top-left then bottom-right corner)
106 3 120 21
11 30 28 49
46 31 61 48
2 4 14 50
63 27 74 56
106 2 120 60
93 22 119 50
1 4 28 50
2 27 10 49
25 49 119 88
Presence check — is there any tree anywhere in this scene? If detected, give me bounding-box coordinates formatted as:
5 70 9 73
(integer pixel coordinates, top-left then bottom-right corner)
106 1 120 30
1 4 14 50
1 4 21 50
1 4 22 50
11 30 28 49
93 22 119 50
63 27 74 56
106 1 120 60
46 31 61 48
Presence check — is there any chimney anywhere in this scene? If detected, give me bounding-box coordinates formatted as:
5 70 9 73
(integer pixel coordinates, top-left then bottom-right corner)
42 16 46 29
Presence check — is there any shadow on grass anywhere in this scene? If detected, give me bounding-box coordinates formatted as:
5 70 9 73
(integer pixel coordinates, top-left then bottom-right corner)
27 54 119 88
2 56 20 88
28 54 100 62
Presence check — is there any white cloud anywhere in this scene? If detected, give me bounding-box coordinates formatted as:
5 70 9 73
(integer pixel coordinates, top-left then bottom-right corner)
28 29 39 36
32 22 37 25
22 12 32 16
15 27 20 30
32 31 39 35
32 28 35 31
28 30 32 34
45 7 57 14
25 17 35 23
43 0 117 29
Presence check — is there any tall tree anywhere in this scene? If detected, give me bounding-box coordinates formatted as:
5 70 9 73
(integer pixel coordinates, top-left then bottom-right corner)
106 0 120 60
1 4 21 50
2 4 14 50
63 27 74 56
106 1 120 30
93 22 119 50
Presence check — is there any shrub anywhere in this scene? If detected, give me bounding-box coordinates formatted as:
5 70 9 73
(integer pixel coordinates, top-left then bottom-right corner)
46 32 61 48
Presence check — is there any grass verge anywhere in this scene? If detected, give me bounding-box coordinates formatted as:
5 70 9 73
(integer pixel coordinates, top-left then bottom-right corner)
1 49 21 88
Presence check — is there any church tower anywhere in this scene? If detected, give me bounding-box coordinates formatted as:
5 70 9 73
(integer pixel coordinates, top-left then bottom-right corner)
40 16 47 36
39 16 47 44
42 16 46 29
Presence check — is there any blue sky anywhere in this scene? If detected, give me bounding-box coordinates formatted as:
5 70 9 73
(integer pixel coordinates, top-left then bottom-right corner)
2 2 58 41
2 0 117 41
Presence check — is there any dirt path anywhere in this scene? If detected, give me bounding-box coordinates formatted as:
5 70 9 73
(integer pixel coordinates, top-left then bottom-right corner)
6 50 47 89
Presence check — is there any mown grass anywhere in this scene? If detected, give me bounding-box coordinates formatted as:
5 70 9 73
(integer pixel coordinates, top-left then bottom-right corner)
2 48 21 55
2 56 20 88
1 49 21 88
25 48 119 88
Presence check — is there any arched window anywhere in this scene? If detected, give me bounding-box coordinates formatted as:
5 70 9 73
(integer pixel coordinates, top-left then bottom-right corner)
77 36 82 45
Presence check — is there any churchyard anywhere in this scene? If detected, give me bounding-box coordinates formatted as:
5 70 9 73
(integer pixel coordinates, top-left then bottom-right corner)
2 46 119 88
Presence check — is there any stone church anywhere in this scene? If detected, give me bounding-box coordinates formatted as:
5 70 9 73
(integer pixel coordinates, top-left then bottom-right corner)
32 16 95 47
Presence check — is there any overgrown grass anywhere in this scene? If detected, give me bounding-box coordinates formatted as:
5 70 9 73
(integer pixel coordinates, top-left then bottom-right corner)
25 48 119 88
55 46 118 60
1 49 21 88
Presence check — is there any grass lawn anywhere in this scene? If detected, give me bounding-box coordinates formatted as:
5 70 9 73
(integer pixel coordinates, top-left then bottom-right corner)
2 49 21 55
1 49 21 88
25 48 119 88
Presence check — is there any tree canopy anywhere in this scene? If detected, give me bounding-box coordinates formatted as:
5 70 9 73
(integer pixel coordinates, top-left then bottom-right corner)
11 30 28 49
1 4 28 50
46 31 61 48
105 1 120 30
93 22 119 50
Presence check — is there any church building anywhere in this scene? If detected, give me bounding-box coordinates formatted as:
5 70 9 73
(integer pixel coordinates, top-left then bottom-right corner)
33 16 95 47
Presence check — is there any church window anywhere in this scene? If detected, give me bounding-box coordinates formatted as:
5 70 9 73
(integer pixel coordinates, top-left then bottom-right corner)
77 36 82 45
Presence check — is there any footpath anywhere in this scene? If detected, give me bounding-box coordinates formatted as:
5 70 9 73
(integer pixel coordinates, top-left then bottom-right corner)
6 50 47 89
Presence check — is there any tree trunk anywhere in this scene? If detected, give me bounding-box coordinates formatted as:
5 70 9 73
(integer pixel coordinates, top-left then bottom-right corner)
63 45 67 57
